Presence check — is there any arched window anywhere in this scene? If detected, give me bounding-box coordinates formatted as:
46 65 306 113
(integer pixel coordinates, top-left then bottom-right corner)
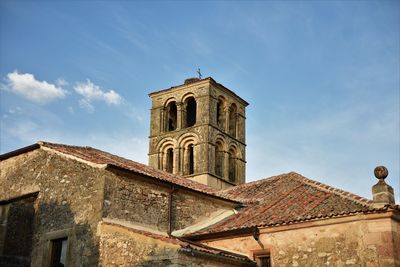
166 148 174 173
188 144 194 175
185 97 196 128
217 98 225 129
228 148 236 183
215 141 224 178
166 102 177 131
228 104 237 137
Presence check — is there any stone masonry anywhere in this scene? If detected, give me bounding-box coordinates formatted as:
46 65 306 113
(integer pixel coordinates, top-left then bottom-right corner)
148 77 248 190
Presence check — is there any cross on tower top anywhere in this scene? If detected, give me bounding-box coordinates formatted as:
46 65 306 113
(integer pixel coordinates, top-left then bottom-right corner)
197 68 202 79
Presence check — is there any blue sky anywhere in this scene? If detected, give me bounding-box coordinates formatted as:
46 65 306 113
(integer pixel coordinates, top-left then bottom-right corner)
1 1 399 201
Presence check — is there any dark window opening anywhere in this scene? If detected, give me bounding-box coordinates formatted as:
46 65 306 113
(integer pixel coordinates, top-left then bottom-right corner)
255 255 271 267
188 144 194 175
49 237 68 267
166 102 177 131
215 144 224 178
228 152 236 183
166 148 174 173
185 97 196 127
229 105 237 137
1 195 36 258
217 99 225 128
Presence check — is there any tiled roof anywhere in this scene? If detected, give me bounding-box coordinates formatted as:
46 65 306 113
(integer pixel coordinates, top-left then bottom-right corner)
36 141 238 203
188 172 399 238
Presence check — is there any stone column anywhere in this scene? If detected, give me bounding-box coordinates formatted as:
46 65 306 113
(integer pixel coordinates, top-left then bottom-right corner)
178 147 184 175
224 106 230 133
173 147 180 174
160 108 165 132
177 102 183 130
223 151 229 180
159 152 164 171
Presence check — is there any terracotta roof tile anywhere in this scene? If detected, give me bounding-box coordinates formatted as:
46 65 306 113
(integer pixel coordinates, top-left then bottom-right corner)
37 141 237 203
188 172 399 237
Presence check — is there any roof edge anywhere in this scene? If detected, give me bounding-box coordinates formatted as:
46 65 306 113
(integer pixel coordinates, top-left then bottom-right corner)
148 77 249 106
105 163 243 205
0 143 40 161
186 205 400 240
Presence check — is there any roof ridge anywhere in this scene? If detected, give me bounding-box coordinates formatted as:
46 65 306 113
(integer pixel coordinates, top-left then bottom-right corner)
291 173 373 207
219 173 286 194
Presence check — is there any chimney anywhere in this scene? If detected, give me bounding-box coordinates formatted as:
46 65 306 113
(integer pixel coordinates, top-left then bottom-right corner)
372 166 395 205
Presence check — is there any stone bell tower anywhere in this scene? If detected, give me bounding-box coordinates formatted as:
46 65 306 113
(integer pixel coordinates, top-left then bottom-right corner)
148 77 248 189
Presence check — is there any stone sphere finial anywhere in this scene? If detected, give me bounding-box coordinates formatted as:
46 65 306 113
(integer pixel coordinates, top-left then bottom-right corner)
374 166 388 180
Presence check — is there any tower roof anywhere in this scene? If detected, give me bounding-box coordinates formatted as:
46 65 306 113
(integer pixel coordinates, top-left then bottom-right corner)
148 77 249 106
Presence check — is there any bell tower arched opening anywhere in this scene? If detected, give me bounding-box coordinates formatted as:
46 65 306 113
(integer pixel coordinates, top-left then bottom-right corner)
185 97 196 128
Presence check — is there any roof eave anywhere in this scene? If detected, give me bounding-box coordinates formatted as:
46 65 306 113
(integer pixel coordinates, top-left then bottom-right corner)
0 143 40 161
104 163 243 206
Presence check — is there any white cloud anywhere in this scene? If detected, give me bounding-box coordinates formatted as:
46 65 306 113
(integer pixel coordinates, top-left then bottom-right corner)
56 78 69 87
79 99 95 113
74 80 122 111
4 71 67 104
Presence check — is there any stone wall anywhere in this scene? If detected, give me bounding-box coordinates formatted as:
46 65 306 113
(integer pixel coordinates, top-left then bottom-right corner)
173 190 233 231
148 78 247 189
0 149 106 266
103 172 171 232
203 214 400 267
103 169 235 233
99 222 243 267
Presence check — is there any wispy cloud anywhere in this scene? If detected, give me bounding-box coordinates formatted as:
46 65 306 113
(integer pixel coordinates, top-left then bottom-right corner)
74 79 122 112
2 71 67 104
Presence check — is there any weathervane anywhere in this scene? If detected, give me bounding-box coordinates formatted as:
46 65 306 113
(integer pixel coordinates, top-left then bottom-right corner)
197 68 202 79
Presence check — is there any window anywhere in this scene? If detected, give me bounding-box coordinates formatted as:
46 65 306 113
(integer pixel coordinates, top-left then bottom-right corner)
188 144 194 175
0 204 10 255
255 255 271 267
217 98 225 129
228 150 236 183
0 195 36 258
49 237 68 267
215 142 224 178
228 104 237 137
185 97 196 127
166 148 174 173
166 102 177 131
253 250 271 267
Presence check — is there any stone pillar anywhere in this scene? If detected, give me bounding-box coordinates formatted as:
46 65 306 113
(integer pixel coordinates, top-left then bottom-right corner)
173 147 180 174
224 106 230 133
160 108 165 132
223 151 229 180
178 147 184 175
177 102 183 130
372 166 395 205
159 152 164 171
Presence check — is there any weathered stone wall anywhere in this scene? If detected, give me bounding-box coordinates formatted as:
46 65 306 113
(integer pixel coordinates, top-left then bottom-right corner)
173 190 234 231
0 149 106 266
148 78 247 189
99 222 241 267
103 170 235 232
103 172 171 232
203 214 400 267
